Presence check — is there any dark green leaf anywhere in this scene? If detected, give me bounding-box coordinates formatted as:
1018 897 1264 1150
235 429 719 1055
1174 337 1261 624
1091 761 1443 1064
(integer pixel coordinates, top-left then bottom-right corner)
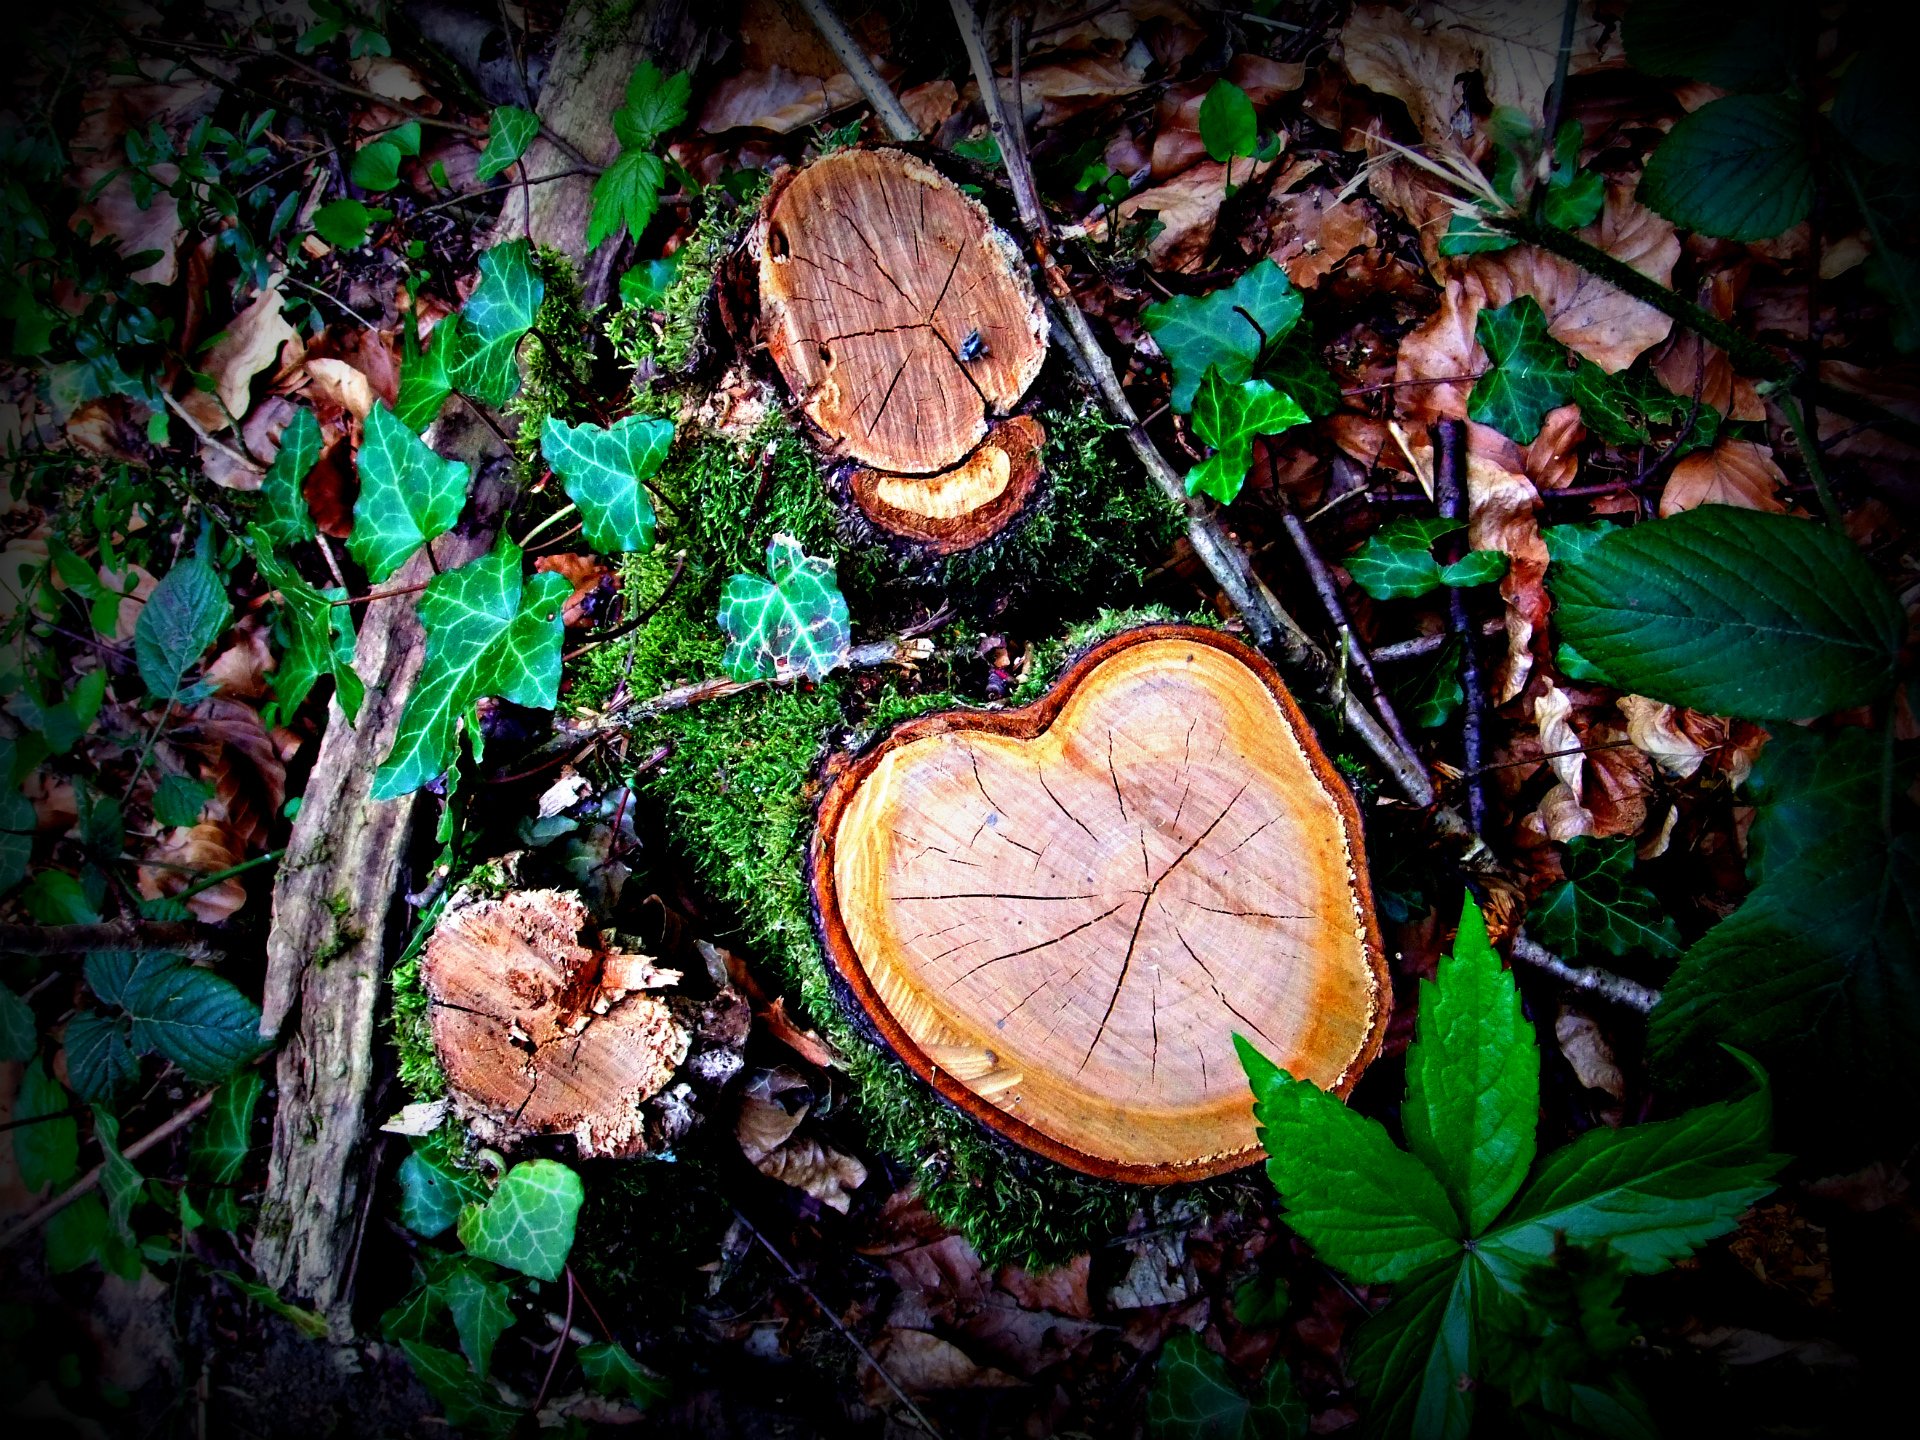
0 983 33 1061
64 1011 138 1101
0 782 31 895
1147 1332 1305 1440
1199 81 1258 163
1542 167 1604 230
135 558 231 703
348 402 472 583
1862 247 1920 355
1404 897 1539 1235
1232 1275 1289 1327
1622 0 1792 91
400 1341 519 1435
152 773 214 828
1640 94 1811 241
23 870 99 924
398 1137 487 1238
12 1057 77 1192
448 240 544 406
612 61 691 150
588 149 667 250
1547 506 1903 718
433 1265 513 1378
373 542 570 799
259 406 320 546
1569 359 1719 454
1744 726 1901 886
1348 1256 1481 1440
190 1072 263 1185
578 1340 669 1405
540 414 672 553
311 198 386 250
349 139 403 192
1530 837 1683 960
255 530 364 724
476 106 538 183
101 952 265 1082
619 253 683 310
1469 297 1574 443
93 1106 142 1241
1144 260 1304 412
455 1158 584 1282
717 535 851 682
1438 208 1516 258
1258 325 1340 418
1237 1036 1461 1283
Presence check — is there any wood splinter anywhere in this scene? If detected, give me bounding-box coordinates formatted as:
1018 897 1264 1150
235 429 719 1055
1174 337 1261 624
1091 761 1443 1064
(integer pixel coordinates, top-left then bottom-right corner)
754 146 1049 553
810 625 1389 1182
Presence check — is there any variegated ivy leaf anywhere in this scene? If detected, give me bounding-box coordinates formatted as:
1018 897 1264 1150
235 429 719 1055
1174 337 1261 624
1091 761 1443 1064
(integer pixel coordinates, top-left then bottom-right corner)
539 414 673 554
717 535 850 683
1468 296 1575 444
1345 517 1509 601
253 529 364 724
1142 258 1305 412
475 104 538 183
259 406 319 545
447 239 544 407
395 313 459 433
1530 836 1683 961
373 542 570 799
1187 364 1309 504
455 1157 584 1283
349 402 472 583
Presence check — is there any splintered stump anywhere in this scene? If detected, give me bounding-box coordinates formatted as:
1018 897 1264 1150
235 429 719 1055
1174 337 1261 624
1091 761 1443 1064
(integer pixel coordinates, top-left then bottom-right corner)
755 146 1049 552
812 626 1388 1182
423 890 691 1158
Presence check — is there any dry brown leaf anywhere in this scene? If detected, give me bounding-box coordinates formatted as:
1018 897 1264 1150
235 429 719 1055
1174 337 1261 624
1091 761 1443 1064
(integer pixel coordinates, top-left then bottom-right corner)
67 76 217 285
1393 275 1481 424
995 1253 1094 1321
1532 680 1593 841
138 821 245 922
1018 56 1147 129
1555 1007 1625 1099
103 563 160 641
863 1330 1020 1403
734 1067 808 1161
65 400 148 463
698 67 862 133
304 357 377 421
900 80 959 136
1586 730 1654 838
349 56 431 104
205 614 276 700
1462 442 1548 703
1618 695 1710 779
1659 439 1787 516
180 285 298 432
1653 269 1766 421
754 1133 868 1213
1266 185 1378 288
176 696 287 854
533 552 613 628
1525 403 1585 489
1151 58 1306 179
1340 3 1477 148
1098 155 1280 272
759 996 844 1070
1425 1 1611 124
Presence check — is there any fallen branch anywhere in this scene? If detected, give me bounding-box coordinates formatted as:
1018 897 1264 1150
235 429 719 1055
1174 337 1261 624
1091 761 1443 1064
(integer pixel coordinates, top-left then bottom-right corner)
1512 932 1661 1013
0 919 225 962
1433 420 1488 834
793 0 920 142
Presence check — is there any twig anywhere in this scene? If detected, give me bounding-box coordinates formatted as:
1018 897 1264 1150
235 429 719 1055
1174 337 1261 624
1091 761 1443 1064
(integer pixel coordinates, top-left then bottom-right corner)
1433 421 1488 834
281 274 378 329
405 166 601 220
331 579 434 607
1532 0 1580 210
733 1209 944 1437
0 1089 218 1251
1511 932 1661 1013
0 920 224 958
945 0 1436 809
162 391 258 473
794 0 922 142
1372 621 1504 664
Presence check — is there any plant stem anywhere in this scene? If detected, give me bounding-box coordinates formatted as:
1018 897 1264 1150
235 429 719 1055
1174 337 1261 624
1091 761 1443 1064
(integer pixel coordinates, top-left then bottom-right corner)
173 847 286 903
519 503 579 548
1776 388 1845 527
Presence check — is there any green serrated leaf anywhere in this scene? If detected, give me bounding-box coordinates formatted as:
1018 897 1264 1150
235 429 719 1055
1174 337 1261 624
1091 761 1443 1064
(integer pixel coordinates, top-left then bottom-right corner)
433 1265 514 1379
588 148 667 250
1744 726 1903 886
578 1340 669 1405
1186 366 1309 504
191 1072 263 1186
1405 897 1539 1236
136 558 231 703
1530 837 1682 960
1144 259 1305 412
612 60 691 150
0 983 33 1061
259 406 320 546
349 402 472 583
64 1011 138 1101
448 240 544 407
1469 297 1575 443
1548 506 1903 718
476 105 538 183
1348 1255 1481 1440
151 773 214 828
1237 1036 1461 1283
12 1057 77 1192
1640 94 1811 241
399 1136 487 1238
1199 80 1258 163
1147 1331 1305 1440
540 414 672 553
396 313 459 432
373 542 569 799
717 535 851 682
456 1158 583 1282
87 951 265 1082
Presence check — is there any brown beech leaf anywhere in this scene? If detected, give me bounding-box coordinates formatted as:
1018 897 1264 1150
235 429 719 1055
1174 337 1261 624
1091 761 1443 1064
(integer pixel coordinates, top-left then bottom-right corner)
1093 154 1280 272
699 67 862 133
735 1066 809 1161
67 75 217 285
205 613 277 700
1653 269 1766 421
1152 58 1306 179
1463 442 1549 703
1659 439 1787 516
533 553 613 629
1531 680 1593 841
863 1330 1020 1403
1555 1007 1626 1099
138 821 245 922
1266 185 1378 288
1425 1 1612 124
1585 729 1654 839
754 1132 868 1214
180 284 299 432
1524 403 1585 489
900 80 959 136
759 996 844 1070
176 696 287 855
1018 56 1147 128
1340 3 1477 148
303 357 377 421
1393 276 1482 424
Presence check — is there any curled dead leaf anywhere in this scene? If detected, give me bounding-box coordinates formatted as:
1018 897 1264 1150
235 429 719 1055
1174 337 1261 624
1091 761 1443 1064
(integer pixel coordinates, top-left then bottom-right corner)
863 1329 1020 1404
1555 1007 1625 1099
180 284 299 433
1659 439 1787 516
303 357 377 421
1266 185 1378 289
138 821 246 922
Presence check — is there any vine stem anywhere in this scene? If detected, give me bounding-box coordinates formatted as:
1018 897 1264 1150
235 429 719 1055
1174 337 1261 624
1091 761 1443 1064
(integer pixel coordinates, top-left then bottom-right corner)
519 503 579 548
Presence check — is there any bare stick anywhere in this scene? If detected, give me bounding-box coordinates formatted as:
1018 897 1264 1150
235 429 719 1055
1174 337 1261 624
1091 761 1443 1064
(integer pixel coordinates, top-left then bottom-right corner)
0 1089 218 1251
1512 932 1660 1013
162 391 258 473
1433 420 1488 834
0 919 224 959
795 0 922 142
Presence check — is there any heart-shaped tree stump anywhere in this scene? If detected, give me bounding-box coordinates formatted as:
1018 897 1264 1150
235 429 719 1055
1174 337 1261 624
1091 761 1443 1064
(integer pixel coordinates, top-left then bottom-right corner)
811 626 1387 1181
754 146 1048 552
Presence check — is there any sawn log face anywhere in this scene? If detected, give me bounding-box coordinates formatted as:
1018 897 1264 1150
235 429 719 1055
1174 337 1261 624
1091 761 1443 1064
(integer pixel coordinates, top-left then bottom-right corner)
811 626 1388 1182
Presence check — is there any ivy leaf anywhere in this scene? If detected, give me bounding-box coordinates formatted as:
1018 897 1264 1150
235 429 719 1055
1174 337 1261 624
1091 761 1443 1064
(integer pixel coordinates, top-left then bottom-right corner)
433 1265 514 1379
255 529 364 723
475 105 538 183
396 314 460 432
1641 94 1811 241
1198 80 1258 163
1480 1055 1784 1277
447 240 544 407
717 535 851 683
611 60 691 150
1187 366 1309 504
1404 898 1540 1235
539 414 672 553
1569 359 1719 454
135 557 232 703
1530 837 1682 960
64 1011 138 1101
87 950 266 1082
12 1057 77 1192
1469 297 1575 443
619 253 683 310
373 542 570 799
1147 1332 1306 1440
1143 259 1305 412
1258 325 1340 418
456 1158 584 1282
399 1136 487 1238
93 1106 143 1242
1237 1036 1462 1283
588 149 667 250
1439 208 1516 258
190 1072 263 1186
399 1341 519 1436
259 405 320 545
349 402 473 583
1345 517 1507 601
311 198 388 250
578 1340 669 1405
1 782 31 895
1548 506 1904 718
0 983 33 1061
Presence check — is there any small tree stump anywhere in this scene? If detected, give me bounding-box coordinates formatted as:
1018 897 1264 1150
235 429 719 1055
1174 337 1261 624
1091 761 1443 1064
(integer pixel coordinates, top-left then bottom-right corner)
755 146 1048 552
811 626 1388 1182
423 889 691 1158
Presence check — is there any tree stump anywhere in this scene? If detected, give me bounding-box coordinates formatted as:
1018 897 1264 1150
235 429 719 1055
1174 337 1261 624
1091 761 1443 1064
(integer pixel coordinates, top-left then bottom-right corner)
754 146 1049 552
422 889 692 1158
810 626 1387 1182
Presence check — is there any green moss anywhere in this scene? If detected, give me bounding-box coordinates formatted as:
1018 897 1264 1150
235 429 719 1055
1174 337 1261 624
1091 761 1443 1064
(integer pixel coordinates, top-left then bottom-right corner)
505 246 596 478
606 182 766 379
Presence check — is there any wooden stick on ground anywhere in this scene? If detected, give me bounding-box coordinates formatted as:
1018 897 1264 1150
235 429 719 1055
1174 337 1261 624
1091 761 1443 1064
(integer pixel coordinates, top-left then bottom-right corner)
1433 420 1488 834
792 0 919 142
1512 932 1661 1013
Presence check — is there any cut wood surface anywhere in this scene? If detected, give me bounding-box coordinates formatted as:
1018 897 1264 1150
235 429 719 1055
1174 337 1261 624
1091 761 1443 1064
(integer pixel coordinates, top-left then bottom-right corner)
811 625 1387 1182
848 413 1045 553
424 889 690 1158
756 145 1048 548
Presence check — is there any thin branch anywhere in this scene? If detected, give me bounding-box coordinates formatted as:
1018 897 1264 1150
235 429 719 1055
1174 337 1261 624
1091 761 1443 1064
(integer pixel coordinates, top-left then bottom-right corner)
795 0 922 142
1434 421 1488 834
162 391 258 473
1512 932 1661 1013
0 919 224 959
